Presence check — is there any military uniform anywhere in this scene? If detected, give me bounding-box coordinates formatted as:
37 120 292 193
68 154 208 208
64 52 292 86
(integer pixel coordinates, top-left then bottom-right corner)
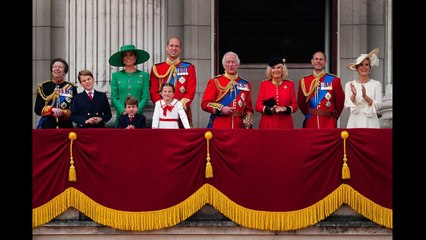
150 58 196 126
110 69 150 127
34 80 78 129
201 73 254 129
297 70 344 129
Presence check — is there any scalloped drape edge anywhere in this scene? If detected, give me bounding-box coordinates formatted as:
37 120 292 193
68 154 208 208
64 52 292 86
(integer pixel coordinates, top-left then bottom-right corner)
32 184 392 230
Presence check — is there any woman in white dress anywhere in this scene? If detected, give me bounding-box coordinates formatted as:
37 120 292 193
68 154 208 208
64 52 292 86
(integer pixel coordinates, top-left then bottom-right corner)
344 48 382 128
152 83 191 129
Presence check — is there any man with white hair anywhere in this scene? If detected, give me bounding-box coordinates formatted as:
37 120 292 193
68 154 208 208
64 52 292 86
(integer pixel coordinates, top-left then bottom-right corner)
201 51 254 129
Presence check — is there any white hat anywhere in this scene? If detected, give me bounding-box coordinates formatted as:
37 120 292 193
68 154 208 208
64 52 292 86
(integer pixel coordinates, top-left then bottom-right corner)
346 48 379 71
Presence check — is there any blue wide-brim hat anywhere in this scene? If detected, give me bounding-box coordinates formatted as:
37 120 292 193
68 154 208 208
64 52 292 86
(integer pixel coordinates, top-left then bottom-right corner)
109 44 150 67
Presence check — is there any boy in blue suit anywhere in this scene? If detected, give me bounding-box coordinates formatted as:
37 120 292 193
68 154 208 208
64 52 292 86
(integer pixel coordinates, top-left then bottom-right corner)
117 96 146 129
71 70 112 128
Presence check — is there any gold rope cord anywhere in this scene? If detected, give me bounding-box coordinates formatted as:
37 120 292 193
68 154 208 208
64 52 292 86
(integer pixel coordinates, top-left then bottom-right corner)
341 130 350 179
204 131 213 178
68 132 78 182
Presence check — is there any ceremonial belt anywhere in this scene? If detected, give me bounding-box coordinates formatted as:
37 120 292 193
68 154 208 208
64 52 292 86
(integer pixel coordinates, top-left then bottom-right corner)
231 110 242 117
308 108 334 117
159 118 179 122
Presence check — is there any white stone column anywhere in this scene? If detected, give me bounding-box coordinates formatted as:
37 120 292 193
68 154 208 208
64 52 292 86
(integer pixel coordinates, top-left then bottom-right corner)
380 0 393 128
65 0 166 126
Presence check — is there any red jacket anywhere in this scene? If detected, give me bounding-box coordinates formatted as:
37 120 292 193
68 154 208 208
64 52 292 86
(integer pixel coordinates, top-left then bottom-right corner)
255 79 298 129
201 74 253 129
150 60 196 109
297 72 344 129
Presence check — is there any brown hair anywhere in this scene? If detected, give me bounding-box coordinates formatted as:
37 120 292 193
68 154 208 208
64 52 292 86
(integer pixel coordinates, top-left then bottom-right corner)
125 96 138 106
77 69 94 82
161 82 175 92
50 58 69 74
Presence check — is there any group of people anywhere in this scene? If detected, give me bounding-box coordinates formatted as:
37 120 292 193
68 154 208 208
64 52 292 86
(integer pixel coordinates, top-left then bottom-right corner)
35 37 194 129
200 48 382 129
34 36 382 130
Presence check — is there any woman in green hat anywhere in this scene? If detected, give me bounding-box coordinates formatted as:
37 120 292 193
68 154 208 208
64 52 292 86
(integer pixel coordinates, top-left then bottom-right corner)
109 44 150 127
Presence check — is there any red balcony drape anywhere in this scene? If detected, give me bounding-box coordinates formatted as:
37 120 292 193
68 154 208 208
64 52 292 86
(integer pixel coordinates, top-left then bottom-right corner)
32 128 392 231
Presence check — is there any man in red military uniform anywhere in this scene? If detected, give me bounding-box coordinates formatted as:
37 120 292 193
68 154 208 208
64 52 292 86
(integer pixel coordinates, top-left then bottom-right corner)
297 51 344 129
201 51 254 129
150 37 196 127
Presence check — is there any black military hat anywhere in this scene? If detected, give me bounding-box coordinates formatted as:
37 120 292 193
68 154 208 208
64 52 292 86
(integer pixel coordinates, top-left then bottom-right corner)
268 55 285 67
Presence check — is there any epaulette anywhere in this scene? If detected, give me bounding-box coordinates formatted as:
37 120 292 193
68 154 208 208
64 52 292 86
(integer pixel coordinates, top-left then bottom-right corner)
326 73 339 78
283 78 293 82
154 62 164 66
68 82 78 88
213 74 222 79
301 73 312 79
38 79 52 87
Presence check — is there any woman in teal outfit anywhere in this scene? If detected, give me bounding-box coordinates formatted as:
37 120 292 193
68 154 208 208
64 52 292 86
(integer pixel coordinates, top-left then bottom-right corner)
109 44 150 127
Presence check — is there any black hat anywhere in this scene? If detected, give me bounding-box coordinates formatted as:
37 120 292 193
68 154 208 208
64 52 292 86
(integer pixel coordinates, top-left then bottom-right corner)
268 56 285 67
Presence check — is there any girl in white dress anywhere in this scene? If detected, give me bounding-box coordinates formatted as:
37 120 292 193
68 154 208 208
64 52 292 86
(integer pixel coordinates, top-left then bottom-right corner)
152 83 191 129
344 48 382 128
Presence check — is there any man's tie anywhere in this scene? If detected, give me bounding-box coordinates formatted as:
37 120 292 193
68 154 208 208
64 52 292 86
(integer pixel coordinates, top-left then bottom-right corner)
88 91 93 101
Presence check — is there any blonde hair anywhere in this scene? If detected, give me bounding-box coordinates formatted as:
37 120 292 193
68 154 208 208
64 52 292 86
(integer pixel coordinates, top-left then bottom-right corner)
266 63 288 79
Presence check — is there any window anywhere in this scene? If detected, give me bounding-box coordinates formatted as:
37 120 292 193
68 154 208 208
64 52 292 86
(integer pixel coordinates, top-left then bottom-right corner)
217 0 331 71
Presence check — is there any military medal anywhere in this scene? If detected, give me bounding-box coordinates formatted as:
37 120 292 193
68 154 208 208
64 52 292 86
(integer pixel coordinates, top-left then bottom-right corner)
180 86 185 93
321 81 333 90
238 100 243 107
237 82 250 91
241 93 245 101
178 76 186 84
325 92 332 107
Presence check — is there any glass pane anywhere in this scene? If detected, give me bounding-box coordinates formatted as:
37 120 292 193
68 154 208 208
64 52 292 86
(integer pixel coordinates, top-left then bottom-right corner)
218 0 326 65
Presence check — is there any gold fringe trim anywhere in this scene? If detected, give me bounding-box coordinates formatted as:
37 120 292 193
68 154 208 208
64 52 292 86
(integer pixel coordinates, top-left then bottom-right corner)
32 184 392 231
204 131 213 178
68 132 77 182
340 130 351 179
32 188 74 227
33 187 208 230
207 184 392 230
341 184 393 228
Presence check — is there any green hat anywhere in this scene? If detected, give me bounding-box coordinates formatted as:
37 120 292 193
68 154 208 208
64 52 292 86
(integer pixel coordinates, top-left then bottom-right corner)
109 44 150 67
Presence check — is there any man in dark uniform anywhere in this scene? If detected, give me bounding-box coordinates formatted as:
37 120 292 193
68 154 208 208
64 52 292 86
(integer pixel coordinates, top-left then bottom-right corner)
150 37 196 127
34 58 78 129
297 51 344 129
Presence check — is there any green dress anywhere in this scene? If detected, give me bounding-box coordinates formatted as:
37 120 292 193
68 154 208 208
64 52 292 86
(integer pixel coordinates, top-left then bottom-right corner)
111 69 150 127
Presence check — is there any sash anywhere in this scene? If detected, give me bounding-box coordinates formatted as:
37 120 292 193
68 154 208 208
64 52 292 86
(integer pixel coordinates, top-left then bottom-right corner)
37 84 75 129
303 74 334 126
207 78 247 128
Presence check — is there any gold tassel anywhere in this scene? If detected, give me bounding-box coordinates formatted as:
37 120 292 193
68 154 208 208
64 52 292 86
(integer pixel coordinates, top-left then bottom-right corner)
340 130 350 179
204 131 213 178
68 132 78 182
205 161 213 178
342 162 350 179
69 165 76 182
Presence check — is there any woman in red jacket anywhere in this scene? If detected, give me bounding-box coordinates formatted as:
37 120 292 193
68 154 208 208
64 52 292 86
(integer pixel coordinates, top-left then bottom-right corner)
255 56 298 129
